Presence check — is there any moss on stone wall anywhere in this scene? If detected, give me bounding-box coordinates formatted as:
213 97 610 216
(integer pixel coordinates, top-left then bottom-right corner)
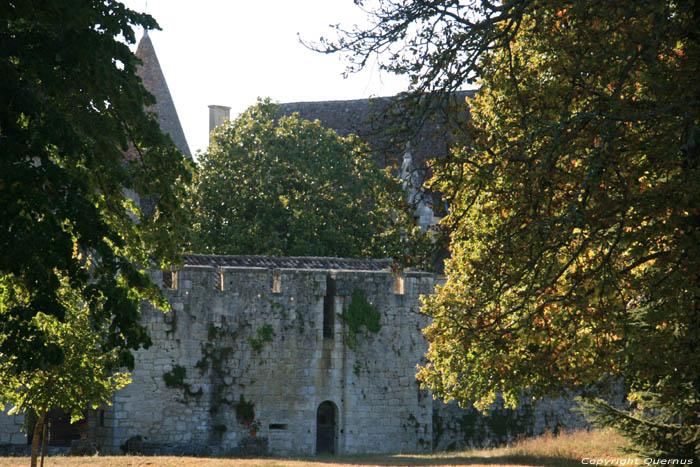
234 394 255 423
163 365 203 399
248 324 275 353
342 289 381 349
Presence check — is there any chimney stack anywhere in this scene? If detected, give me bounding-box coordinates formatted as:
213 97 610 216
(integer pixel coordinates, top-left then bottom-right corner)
208 105 231 142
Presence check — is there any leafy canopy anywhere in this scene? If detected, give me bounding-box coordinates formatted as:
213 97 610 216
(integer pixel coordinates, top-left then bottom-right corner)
189 99 428 263
323 0 700 457
0 278 131 420
0 0 191 427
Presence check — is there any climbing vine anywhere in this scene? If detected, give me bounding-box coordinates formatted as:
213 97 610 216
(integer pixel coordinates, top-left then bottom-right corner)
248 324 275 353
234 394 255 424
195 323 241 415
163 365 202 398
196 324 236 377
342 289 381 348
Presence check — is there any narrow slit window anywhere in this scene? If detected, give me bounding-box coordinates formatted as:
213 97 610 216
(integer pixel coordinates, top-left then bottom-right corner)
269 423 288 430
323 276 336 339
162 270 178 290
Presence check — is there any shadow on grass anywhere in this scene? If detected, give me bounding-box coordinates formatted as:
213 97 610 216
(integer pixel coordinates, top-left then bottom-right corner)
295 453 584 466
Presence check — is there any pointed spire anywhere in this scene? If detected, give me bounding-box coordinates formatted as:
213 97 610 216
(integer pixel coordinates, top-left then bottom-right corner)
135 32 192 159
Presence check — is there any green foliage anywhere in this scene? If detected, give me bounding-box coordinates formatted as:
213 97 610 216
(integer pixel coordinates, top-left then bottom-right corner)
342 289 381 349
194 356 209 374
0 284 131 420
0 4 191 459
163 365 202 398
248 324 275 353
418 0 700 406
162 365 187 388
196 343 233 377
326 0 700 457
187 98 429 265
0 0 191 373
234 394 255 424
579 395 700 459
353 361 362 376
198 322 239 415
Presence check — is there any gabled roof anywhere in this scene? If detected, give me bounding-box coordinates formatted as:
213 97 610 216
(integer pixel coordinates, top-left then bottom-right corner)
135 31 192 159
278 97 390 138
278 90 475 168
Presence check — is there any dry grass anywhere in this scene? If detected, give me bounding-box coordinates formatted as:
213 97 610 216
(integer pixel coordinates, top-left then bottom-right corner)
507 427 632 459
0 429 637 467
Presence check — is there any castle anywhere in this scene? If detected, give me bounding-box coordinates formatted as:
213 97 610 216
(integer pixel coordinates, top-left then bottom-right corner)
98 256 435 455
0 33 591 456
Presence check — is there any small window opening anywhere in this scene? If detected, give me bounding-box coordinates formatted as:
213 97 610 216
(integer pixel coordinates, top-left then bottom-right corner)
269 423 288 430
162 270 178 290
323 276 336 339
99 410 105 427
213 269 224 291
271 269 282 293
394 276 405 295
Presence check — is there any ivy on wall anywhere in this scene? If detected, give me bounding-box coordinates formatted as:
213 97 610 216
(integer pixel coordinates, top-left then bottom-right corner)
342 289 381 349
163 365 203 399
248 324 275 353
234 394 255 424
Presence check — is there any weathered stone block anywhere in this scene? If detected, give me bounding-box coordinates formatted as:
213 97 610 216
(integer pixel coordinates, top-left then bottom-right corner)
9 433 26 444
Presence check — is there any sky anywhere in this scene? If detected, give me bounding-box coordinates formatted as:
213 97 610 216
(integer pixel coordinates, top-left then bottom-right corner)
121 1 411 156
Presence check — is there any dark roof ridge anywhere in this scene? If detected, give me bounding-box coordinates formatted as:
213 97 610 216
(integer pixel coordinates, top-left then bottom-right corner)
183 253 392 262
182 253 395 271
279 89 477 108
279 95 394 107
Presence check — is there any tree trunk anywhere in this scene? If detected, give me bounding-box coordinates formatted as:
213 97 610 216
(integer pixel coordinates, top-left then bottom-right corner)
30 409 46 467
40 419 48 467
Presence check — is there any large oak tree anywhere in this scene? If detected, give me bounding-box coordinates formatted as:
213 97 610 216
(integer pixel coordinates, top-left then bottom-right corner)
321 0 700 457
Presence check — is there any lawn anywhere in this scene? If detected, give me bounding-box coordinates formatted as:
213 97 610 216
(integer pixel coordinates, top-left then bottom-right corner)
0 429 636 466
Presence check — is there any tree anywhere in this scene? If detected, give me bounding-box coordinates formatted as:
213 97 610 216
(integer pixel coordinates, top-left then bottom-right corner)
321 0 700 457
189 99 428 263
0 279 131 463
0 2 191 463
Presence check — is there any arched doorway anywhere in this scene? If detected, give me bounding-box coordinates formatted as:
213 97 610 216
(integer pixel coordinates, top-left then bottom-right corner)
316 401 337 455
27 410 82 446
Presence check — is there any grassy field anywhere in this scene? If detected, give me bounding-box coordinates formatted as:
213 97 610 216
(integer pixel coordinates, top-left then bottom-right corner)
0 428 636 467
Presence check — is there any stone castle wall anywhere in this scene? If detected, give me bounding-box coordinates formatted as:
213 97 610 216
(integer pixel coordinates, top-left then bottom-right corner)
95 265 434 455
433 395 590 451
0 412 25 447
1 263 601 455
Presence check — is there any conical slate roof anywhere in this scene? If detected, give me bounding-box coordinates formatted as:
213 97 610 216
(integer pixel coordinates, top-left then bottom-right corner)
135 31 191 159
